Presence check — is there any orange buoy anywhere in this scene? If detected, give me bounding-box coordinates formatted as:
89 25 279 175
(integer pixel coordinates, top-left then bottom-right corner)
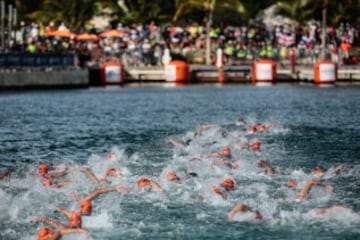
100 61 125 86
314 61 337 84
218 67 225 84
252 60 276 83
164 60 189 83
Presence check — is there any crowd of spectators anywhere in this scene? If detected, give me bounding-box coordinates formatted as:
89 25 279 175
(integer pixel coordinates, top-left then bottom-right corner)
1 20 359 68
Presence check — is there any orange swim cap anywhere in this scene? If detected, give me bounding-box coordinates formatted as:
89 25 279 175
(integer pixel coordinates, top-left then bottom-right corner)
69 212 82 228
251 141 260 151
256 124 267 132
166 172 180 181
222 147 231 157
137 177 151 189
38 164 48 176
248 125 257 133
313 167 325 177
220 178 235 191
38 228 53 240
213 187 222 195
106 168 117 177
286 180 297 189
80 200 92 215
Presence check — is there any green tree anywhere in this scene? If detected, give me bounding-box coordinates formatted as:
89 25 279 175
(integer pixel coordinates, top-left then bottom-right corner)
98 0 175 25
27 0 97 31
275 0 313 24
173 0 246 64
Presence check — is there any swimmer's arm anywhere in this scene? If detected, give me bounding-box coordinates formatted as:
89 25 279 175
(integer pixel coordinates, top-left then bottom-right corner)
82 186 129 202
258 160 275 175
32 217 66 229
80 167 100 184
265 166 275 175
311 181 334 192
296 180 315 201
329 164 347 175
55 207 75 219
46 231 62 240
47 167 73 179
149 181 163 192
227 204 251 220
212 159 233 168
167 138 187 148
194 124 218 138
57 227 88 236
54 180 74 188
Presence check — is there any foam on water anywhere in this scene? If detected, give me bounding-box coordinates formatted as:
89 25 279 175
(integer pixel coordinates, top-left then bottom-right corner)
1 115 359 239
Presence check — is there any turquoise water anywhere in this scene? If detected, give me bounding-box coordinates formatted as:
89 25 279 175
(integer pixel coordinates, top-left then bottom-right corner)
0 84 359 240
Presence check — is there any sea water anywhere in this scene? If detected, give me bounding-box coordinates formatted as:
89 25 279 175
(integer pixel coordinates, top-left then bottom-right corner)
0 84 359 239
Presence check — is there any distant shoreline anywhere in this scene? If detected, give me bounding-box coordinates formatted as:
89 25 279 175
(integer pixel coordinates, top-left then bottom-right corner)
0 64 360 91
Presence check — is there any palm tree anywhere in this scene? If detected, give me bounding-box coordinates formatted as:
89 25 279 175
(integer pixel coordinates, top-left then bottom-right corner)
99 0 175 25
173 0 246 64
27 0 97 31
275 0 313 24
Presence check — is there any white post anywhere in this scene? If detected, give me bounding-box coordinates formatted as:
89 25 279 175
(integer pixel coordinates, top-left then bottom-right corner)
1 1 5 51
8 4 12 45
216 48 223 68
162 48 171 65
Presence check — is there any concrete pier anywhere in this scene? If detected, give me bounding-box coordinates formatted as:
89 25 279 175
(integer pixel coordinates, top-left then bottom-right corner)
0 65 359 90
126 65 360 83
0 69 88 90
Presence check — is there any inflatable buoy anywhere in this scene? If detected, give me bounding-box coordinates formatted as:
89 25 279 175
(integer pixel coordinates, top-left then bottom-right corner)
164 60 189 83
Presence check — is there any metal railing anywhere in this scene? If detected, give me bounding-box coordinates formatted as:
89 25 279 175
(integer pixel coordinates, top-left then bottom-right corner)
0 53 76 70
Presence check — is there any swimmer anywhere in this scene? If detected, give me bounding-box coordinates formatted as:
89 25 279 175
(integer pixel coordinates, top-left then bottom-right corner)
296 180 334 202
247 125 257 134
314 205 349 216
212 187 227 200
42 178 74 188
54 208 84 228
257 159 275 175
255 123 272 132
38 164 73 180
190 146 232 161
166 171 180 182
206 147 239 169
312 164 348 177
212 178 236 200
239 140 261 152
220 178 235 191
207 146 232 159
167 137 191 148
284 180 297 189
33 219 87 240
69 185 129 216
137 177 163 192
80 166 123 185
250 140 261 152
312 166 326 177
227 203 263 221
194 124 219 138
329 164 348 175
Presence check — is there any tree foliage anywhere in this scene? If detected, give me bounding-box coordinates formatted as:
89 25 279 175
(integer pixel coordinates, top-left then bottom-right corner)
7 0 360 30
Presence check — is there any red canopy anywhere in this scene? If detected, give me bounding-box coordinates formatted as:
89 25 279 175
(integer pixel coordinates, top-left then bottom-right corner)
47 30 76 38
76 33 99 41
99 30 125 38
